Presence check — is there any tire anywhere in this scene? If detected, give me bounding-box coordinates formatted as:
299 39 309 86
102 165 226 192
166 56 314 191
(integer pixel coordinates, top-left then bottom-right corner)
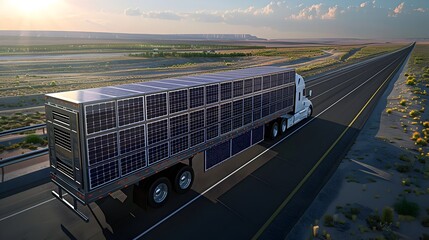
280 118 287 134
270 121 279 139
172 165 194 194
147 177 171 208
307 106 313 118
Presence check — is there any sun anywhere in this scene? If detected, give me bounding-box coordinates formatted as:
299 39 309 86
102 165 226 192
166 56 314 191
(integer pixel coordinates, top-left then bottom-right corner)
7 0 59 14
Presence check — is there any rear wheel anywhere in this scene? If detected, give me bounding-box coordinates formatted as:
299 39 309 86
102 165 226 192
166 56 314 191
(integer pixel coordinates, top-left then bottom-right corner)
270 121 279 139
172 165 194 194
147 177 171 208
280 118 287 134
307 106 313 118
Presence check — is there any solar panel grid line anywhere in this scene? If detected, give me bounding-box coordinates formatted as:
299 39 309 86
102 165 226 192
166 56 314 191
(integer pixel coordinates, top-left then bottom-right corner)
244 79 253 95
117 96 145 127
189 129 205 147
119 125 145 154
189 109 205 132
189 86 205 109
205 84 219 105
85 101 117 135
147 119 168 146
169 89 189 114
206 105 219 126
87 132 118 166
145 92 168 120
233 80 244 98
120 149 147 176
220 102 232 120
170 113 189 138
89 160 120 189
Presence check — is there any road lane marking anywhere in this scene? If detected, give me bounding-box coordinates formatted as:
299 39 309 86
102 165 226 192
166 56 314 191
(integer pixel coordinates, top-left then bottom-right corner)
252 51 407 239
133 51 406 240
0 197 56 222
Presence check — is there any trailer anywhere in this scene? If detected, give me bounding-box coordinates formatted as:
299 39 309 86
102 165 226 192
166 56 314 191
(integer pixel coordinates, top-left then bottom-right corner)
45 66 312 221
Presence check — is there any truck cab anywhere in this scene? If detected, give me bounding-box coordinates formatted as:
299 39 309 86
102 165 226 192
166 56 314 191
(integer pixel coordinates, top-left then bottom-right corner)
294 73 313 118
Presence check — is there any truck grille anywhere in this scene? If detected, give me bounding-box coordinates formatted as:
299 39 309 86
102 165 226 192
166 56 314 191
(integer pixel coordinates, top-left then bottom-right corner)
52 111 70 126
56 159 73 179
54 128 72 151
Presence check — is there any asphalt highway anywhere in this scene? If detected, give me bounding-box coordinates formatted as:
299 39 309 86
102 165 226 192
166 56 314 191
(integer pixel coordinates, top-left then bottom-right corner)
0 44 413 240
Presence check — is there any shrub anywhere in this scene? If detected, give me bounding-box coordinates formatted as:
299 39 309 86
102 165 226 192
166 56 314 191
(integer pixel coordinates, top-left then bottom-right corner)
324 214 334 227
386 108 393 114
416 138 428 146
394 198 419 217
25 134 44 145
409 110 420 117
412 131 421 140
399 99 407 106
406 80 416 86
423 121 429 128
381 207 394 224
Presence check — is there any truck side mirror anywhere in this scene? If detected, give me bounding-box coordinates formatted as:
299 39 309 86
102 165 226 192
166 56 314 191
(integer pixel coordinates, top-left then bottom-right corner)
308 90 312 97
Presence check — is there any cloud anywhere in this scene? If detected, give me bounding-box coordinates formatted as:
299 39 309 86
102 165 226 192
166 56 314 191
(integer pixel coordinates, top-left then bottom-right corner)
289 4 337 20
322 6 338 20
124 8 141 16
142 11 182 20
414 8 426 13
360 2 368 8
389 2 404 17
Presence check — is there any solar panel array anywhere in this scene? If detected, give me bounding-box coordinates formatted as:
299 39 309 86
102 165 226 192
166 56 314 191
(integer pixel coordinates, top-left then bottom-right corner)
82 67 296 189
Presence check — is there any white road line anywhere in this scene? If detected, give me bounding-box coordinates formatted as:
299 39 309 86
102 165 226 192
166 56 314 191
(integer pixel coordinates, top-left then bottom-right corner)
133 52 402 239
0 197 56 222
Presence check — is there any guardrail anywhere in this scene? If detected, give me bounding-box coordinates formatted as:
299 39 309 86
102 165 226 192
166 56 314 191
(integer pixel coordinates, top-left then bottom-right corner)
0 123 48 182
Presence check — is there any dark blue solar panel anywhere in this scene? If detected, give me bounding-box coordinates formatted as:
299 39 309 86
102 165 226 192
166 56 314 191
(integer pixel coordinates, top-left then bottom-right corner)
253 95 262 109
220 102 232 120
244 97 252 113
262 106 270 117
233 100 243 117
271 74 278 88
233 81 243 97
244 79 253 95
190 110 205 131
85 102 116 134
147 120 168 145
254 77 262 92
89 160 119 189
206 125 219 140
221 82 232 101
263 76 271 89
243 113 252 125
87 133 118 165
206 85 219 104
278 73 284 86
253 108 261 121
148 142 169 165
205 140 231 170
270 103 277 114
190 130 205 147
146 93 167 120
232 131 251 155
169 89 188 114
232 116 242 130
170 114 189 138
121 150 146 176
119 125 145 154
190 87 204 108
118 97 145 126
252 126 264 144
206 106 219 126
220 120 232 134
171 135 189 155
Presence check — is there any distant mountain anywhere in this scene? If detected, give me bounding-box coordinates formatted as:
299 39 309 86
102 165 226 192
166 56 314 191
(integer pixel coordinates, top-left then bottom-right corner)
0 30 263 41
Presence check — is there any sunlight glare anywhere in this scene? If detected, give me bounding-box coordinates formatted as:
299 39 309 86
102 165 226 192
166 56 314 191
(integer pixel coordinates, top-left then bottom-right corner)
8 0 59 14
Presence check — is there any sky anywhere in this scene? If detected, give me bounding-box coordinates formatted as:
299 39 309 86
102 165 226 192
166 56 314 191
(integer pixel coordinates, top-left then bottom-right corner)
0 0 428 39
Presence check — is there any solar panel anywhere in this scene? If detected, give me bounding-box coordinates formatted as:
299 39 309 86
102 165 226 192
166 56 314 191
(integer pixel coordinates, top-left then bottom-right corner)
220 120 232 134
244 79 253 95
232 131 251 155
270 103 277 114
206 84 219 104
270 90 277 103
220 82 232 101
148 142 169 165
87 133 118 165
233 100 243 117
276 102 283 112
146 93 167 120
276 89 283 101
252 126 264 144
85 102 116 134
233 80 243 98
253 108 261 121
232 116 243 129
205 140 231 170
262 106 270 117
190 109 205 131
243 113 252 125
190 130 205 147
189 87 204 108
263 76 271 89
169 89 188 114
253 94 262 109
220 102 232 120
262 92 270 107
119 125 145 154
244 97 252 113
278 73 284 86
120 150 146 176
170 113 188 138
206 106 219 126
254 77 262 92
171 135 189 155
89 161 119 189
147 119 168 145
117 97 144 126
206 125 219 140
271 74 278 88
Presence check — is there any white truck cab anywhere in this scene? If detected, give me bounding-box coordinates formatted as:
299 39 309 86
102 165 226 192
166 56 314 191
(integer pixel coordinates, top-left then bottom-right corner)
284 73 313 129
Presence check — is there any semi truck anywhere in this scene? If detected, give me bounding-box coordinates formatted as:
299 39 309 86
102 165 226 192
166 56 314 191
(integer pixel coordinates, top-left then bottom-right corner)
45 66 313 221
